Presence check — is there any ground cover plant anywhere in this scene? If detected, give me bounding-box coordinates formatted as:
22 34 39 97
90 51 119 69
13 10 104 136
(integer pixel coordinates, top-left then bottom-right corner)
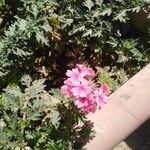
0 0 150 149
0 64 111 149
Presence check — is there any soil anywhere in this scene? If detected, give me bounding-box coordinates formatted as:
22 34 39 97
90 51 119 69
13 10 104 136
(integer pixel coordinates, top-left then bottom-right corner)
114 120 150 150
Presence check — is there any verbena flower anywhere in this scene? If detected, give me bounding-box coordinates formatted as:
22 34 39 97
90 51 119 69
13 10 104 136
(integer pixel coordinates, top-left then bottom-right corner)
94 88 108 108
75 95 96 113
100 83 111 95
71 80 92 98
61 64 110 113
77 64 95 77
66 68 85 81
61 85 72 97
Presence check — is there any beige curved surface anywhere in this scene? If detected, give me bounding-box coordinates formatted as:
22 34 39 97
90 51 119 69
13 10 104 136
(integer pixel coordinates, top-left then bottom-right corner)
85 64 150 150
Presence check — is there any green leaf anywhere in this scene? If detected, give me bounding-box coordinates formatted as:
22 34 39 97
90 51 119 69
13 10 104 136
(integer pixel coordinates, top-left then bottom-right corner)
100 8 112 16
92 30 102 37
28 110 43 121
3 93 20 112
19 19 27 31
0 0 5 8
36 32 49 46
13 48 32 57
95 0 103 6
131 6 141 13
49 111 60 126
96 67 117 90
84 0 94 10
31 4 39 18
24 78 46 99
32 98 44 109
70 26 85 35
113 10 129 22
21 75 32 88
42 23 52 32
82 29 92 37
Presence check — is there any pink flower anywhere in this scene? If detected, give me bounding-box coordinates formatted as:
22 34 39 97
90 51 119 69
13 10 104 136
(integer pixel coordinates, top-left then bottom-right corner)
101 84 111 95
71 81 91 98
75 97 96 113
61 85 72 97
64 78 80 87
75 97 89 108
64 79 72 86
82 103 96 113
61 64 110 113
76 64 86 72
66 68 85 81
85 67 95 77
94 88 108 107
76 64 95 78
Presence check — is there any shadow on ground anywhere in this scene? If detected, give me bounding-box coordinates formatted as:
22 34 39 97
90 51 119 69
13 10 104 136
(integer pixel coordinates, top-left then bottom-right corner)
125 120 150 150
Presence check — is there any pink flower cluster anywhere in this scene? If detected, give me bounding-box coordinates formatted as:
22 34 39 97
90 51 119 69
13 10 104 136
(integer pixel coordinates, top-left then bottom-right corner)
61 64 110 113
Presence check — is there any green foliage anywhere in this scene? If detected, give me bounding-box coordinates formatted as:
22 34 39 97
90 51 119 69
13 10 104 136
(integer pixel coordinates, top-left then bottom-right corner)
0 0 150 81
0 0 150 149
0 0 149 82
59 0 149 69
0 0 5 8
96 66 128 91
0 0 58 78
96 67 118 91
0 75 93 149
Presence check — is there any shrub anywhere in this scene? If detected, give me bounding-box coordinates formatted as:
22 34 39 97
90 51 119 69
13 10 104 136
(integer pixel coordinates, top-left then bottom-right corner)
0 0 149 84
0 75 94 149
0 0 150 149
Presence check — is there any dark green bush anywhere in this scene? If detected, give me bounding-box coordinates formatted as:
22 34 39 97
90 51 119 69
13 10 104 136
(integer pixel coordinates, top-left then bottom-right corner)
0 0 149 85
0 75 94 149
